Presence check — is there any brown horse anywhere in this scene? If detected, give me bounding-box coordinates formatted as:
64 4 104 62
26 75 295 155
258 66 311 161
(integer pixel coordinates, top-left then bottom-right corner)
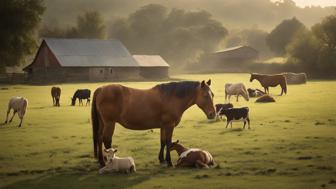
51 87 61 106
250 73 287 95
169 140 215 168
91 80 216 167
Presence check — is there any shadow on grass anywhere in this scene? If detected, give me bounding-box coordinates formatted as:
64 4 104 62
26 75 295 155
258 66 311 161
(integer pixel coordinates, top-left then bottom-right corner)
219 128 244 135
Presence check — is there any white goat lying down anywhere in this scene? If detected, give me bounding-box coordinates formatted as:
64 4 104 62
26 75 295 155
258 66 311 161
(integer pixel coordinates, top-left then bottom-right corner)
99 148 136 174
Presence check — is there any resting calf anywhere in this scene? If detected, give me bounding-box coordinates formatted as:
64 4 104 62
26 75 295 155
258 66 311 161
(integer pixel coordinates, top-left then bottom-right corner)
219 107 250 129
99 148 136 174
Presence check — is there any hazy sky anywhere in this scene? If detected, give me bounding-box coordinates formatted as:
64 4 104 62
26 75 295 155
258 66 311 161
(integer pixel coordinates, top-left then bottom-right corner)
274 0 336 7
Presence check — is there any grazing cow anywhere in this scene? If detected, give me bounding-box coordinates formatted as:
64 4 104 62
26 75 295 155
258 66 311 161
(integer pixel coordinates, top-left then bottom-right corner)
215 103 233 120
247 88 265 98
250 73 287 95
71 89 91 106
169 140 215 168
99 148 136 174
282 72 307 84
4 97 28 127
225 83 249 102
219 107 250 129
51 87 61 106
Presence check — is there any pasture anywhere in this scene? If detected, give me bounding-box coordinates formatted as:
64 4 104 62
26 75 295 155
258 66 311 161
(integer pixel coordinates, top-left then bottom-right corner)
0 73 335 189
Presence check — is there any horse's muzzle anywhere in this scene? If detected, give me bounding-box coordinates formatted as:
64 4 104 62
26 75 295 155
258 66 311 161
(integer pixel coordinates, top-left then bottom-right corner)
207 112 216 120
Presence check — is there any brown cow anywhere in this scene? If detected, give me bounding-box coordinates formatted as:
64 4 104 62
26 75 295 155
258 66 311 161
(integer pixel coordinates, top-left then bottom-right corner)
51 87 61 106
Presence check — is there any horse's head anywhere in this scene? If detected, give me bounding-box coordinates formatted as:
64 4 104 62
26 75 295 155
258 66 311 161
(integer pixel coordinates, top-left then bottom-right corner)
168 140 180 152
195 79 216 120
250 73 256 82
104 148 117 162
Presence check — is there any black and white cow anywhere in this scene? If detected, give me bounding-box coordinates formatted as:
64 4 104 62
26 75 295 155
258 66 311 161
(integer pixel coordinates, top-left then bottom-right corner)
219 107 250 129
215 103 233 120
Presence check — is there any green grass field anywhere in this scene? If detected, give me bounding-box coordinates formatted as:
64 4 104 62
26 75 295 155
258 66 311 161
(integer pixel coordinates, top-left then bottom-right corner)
0 73 336 189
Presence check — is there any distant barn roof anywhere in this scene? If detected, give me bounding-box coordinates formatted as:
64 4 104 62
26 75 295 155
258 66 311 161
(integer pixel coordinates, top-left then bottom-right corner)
133 55 170 67
214 45 258 54
43 38 139 67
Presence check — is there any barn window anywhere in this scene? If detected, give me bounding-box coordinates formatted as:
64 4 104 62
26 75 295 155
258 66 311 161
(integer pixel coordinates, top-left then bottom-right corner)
110 69 113 74
100 69 103 74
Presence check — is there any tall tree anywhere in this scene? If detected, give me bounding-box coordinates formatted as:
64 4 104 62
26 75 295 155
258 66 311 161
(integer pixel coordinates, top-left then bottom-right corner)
312 14 336 50
76 11 106 39
109 4 228 67
40 11 106 39
267 17 306 55
0 0 45 72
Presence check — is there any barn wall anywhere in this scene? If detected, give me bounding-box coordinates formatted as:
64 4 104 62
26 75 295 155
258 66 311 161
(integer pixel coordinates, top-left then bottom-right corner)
140 67 169 79
88 67 140 81
30 42 61 69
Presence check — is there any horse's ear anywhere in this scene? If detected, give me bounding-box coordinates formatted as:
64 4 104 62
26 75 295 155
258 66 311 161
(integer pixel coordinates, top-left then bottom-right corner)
201 80 205 88
206 79 211 86
113 149 118 153
176 140 179 143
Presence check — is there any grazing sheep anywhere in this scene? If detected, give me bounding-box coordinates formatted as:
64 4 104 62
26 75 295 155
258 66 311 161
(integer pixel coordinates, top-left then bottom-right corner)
99 148 136 174
225 83 249 102
255 95 276 103
282 72 307 84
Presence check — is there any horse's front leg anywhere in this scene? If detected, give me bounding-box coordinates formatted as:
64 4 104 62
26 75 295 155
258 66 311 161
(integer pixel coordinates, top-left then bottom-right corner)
236 94 239 102
103 122 115 150
158 128 166 164
165 126 174 167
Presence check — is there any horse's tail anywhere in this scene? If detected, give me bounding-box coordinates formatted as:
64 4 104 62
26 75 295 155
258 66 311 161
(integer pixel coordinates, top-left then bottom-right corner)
91 88 101 158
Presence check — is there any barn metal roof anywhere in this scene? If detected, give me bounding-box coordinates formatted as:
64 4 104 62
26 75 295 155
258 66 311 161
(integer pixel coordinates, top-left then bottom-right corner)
133 55 170 67
44 38 139 67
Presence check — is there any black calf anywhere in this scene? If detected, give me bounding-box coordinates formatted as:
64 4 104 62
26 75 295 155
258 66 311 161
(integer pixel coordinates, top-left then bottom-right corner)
215 103 233 120
219 107 250 129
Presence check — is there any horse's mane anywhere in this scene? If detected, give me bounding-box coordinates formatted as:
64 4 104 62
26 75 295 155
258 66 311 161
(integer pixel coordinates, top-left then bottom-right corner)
154 81 200 98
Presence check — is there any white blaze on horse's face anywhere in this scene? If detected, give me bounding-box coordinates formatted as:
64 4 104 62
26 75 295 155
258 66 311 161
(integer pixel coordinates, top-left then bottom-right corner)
196 80 216 120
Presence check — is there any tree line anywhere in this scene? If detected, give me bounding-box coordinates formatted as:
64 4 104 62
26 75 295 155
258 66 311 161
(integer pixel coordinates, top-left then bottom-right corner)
0 0 335 77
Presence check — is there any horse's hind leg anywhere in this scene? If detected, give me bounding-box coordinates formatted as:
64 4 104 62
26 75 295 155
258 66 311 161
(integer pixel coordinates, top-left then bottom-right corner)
247 117 251 129
9 111 17 123
158 128 166 164
236 95 239 102
195 160 209 169
18 113 24 127
243 121 246 129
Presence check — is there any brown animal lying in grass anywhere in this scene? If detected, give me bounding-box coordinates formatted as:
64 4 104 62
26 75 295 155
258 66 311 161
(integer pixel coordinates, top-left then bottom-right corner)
255 95 276 103
169 140 215 168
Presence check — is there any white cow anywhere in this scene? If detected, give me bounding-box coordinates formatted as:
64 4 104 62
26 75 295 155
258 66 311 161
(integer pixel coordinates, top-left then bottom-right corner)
225 83 249 102
4 97 28 127
99 148 136 174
